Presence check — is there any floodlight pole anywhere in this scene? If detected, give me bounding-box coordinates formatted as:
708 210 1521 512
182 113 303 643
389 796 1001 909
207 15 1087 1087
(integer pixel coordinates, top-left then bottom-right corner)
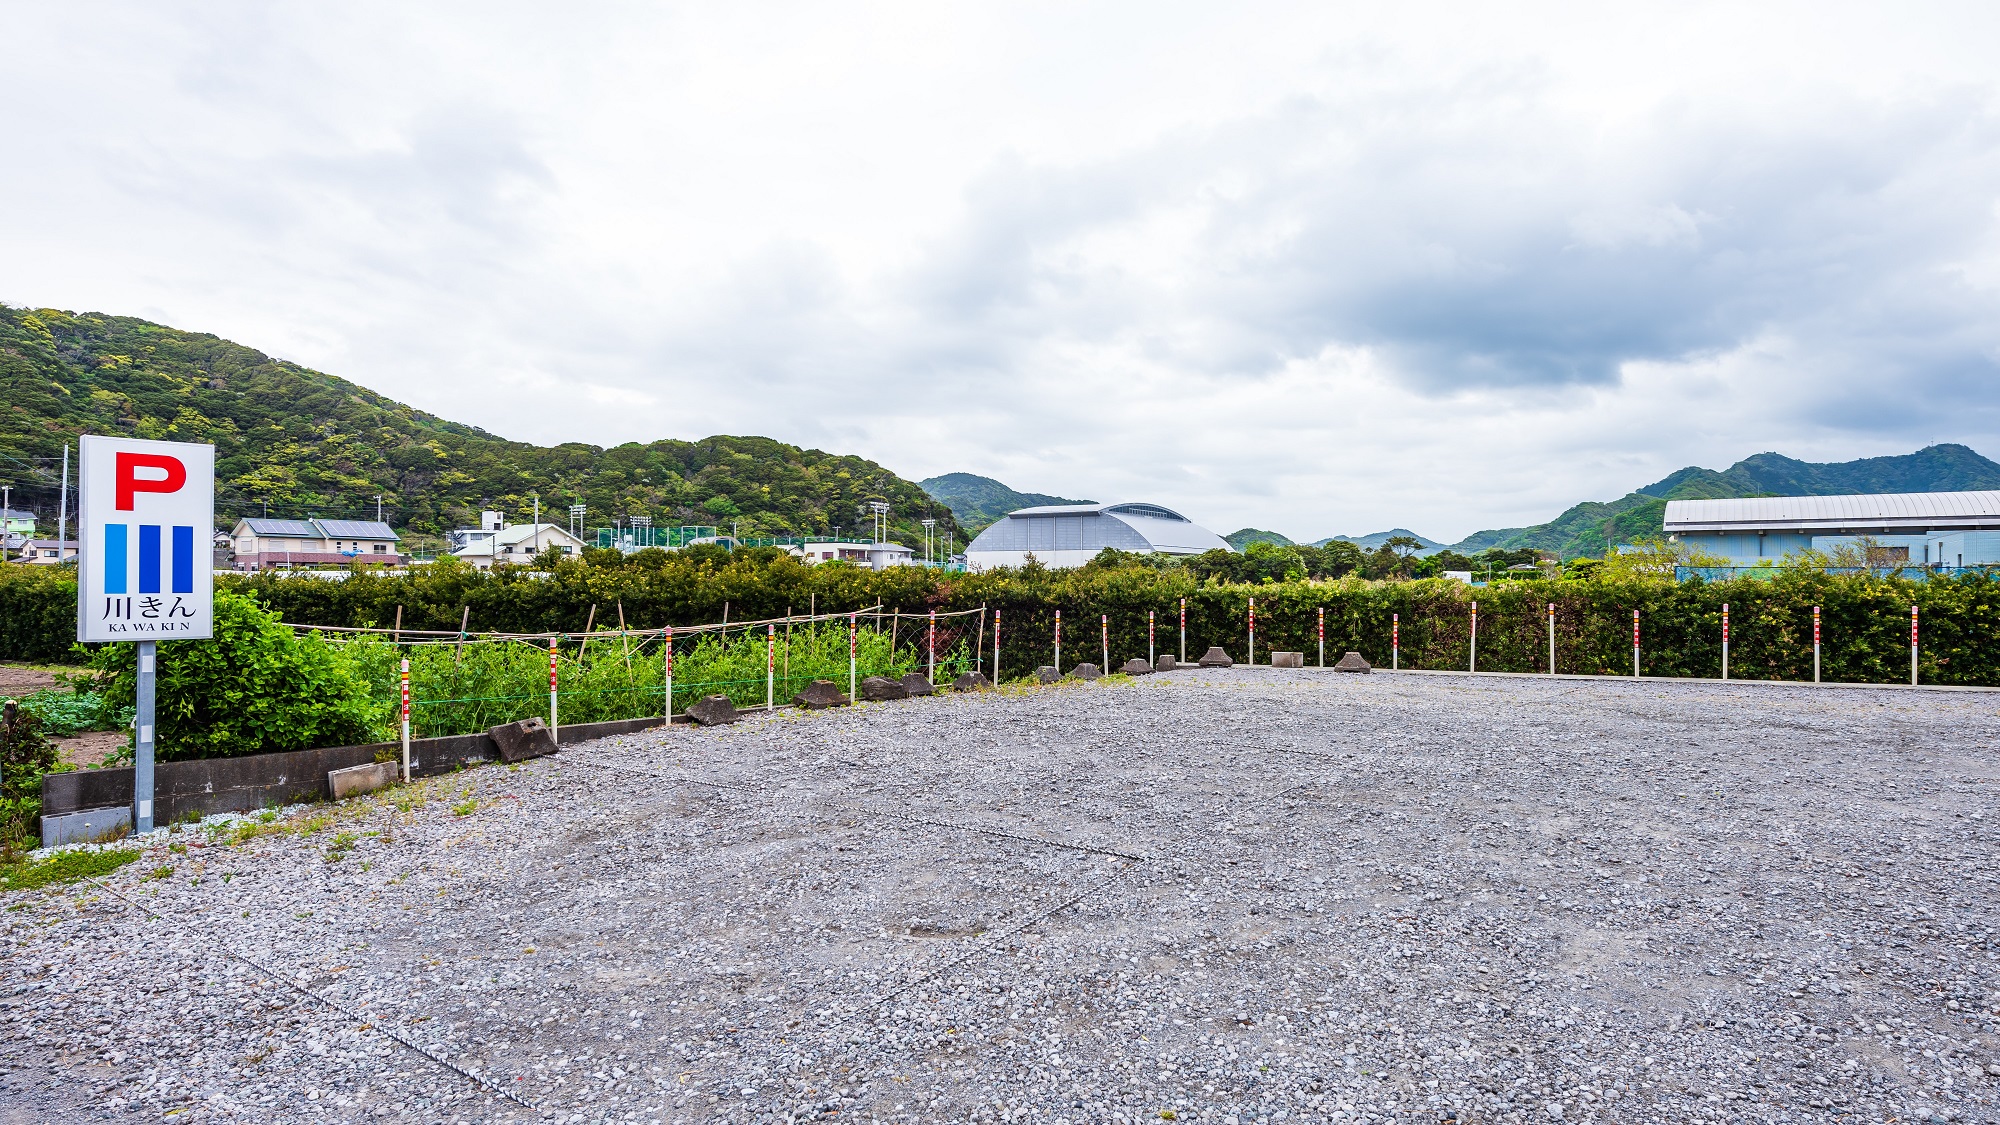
135 641 156 833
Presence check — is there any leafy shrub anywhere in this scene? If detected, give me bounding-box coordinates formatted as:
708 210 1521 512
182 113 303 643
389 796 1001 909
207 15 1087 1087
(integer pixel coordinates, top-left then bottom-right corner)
16 686 117 738
90 590 379 760
0 699 60 846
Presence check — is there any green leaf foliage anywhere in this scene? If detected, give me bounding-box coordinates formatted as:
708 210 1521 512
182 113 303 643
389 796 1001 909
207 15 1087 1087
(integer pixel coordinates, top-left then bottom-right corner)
88 591 378 760
0 305 957 550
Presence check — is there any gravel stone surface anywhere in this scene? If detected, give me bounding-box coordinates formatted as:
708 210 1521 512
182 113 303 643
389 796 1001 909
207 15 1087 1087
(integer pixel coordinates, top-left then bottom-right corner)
7 668 2000 1124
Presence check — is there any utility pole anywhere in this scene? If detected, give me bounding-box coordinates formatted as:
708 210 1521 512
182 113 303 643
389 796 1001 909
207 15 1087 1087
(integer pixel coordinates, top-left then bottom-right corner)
58 444 69 562
375 493 383 523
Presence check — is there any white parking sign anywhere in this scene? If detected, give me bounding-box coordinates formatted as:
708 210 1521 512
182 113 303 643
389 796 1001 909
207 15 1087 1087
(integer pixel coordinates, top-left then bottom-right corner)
76 435 215 642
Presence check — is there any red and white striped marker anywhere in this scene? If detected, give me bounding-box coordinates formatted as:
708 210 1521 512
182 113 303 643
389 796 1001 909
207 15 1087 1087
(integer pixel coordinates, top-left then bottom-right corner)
1721 603 1730 681
1910 604 1919 686
1812 606 1820 684
549 637 559 739
664 626 675 720
399 657 411 782
1392 612 1399 671
1631 609 1640 678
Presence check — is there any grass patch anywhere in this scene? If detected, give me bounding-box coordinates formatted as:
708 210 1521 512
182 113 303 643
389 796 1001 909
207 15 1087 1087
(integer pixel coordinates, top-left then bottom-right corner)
0 848 141 891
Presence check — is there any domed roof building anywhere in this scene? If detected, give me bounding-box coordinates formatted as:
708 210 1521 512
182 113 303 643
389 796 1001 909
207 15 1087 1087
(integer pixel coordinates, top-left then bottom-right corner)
964 502 1231 570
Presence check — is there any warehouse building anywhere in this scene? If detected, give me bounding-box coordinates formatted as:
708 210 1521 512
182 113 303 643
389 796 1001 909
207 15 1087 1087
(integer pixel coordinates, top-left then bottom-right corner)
1663 490 2000 568
965 502 1230 569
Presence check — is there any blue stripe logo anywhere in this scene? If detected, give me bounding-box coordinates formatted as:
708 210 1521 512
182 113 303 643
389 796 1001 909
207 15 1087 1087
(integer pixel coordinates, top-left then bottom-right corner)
104 523 195 594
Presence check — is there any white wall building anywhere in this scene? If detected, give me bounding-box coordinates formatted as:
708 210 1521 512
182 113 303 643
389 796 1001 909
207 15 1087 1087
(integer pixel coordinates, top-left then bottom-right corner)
451 523 588 569
964 502 1231 569
1663 490 2000 568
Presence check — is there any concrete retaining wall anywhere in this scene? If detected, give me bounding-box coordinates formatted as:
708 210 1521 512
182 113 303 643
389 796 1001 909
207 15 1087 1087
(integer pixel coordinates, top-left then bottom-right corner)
41 714 671 825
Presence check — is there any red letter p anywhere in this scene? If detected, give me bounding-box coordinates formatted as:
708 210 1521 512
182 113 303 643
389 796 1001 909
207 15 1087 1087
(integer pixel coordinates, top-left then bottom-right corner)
115 452 187 511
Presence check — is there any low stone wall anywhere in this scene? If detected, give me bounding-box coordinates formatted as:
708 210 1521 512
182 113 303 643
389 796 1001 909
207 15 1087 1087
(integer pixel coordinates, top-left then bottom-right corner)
41 714 672 825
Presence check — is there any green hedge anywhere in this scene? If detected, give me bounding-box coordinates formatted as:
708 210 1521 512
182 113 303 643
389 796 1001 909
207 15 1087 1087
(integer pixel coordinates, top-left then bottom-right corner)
7 553 1996 687
0 566 77 662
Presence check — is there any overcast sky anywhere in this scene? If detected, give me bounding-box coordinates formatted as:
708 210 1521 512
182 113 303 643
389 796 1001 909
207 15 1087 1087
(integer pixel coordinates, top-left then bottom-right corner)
6 3 2000 541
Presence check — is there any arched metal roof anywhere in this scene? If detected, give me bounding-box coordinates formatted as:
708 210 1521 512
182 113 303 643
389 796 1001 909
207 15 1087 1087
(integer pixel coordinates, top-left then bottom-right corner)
966 501 1231 559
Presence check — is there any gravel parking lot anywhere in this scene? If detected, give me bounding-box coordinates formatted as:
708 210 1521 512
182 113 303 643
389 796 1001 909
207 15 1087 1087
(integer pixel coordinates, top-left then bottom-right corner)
7 667 2000 1125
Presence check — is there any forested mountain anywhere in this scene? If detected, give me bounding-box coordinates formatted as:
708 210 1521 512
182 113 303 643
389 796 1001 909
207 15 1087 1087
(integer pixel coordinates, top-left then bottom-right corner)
1448 444 2000 558
918 473 1090 534
1225 528 1293 549
1314 529 1444 551
0 306 953 549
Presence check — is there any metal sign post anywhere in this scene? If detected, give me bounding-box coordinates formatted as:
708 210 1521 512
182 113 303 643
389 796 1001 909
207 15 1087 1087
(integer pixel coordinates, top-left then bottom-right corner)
76 436 215 834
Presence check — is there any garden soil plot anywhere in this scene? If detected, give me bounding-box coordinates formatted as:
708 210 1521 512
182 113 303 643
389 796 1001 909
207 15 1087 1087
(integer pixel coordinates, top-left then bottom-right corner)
6 669 2000 1125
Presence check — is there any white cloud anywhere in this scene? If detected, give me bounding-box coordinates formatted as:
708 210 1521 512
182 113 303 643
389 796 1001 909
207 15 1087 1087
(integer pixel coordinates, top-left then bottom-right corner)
4 2 2000 542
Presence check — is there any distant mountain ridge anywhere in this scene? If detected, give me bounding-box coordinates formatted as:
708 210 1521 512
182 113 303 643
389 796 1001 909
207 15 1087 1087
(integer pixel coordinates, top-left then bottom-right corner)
1448 444 2000 558
919 473 1090 534
1315 529 1444 552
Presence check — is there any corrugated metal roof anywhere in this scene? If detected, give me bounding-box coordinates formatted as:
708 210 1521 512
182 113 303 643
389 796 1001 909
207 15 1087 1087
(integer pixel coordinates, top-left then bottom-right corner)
313 519 400 541
241 518 319 537
1008 503 1112 517
1664 490 2000 531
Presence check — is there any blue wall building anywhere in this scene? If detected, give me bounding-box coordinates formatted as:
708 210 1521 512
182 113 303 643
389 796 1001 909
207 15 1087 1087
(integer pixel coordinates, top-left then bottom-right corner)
1663 491 2000 568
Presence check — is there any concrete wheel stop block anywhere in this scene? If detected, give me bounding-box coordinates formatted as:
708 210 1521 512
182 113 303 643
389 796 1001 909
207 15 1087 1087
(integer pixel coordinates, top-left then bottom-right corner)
1067 662 1102 680
688 694 740 725
1334 651 1373 673
899 673 934 696
1270 651 1304 668
40 806 131 849
793 680 849 709
1120 658 1153 675
328 761 398 799
861 676 908 701
489 716 558 762
1197 647 1234 667
951 672 990 691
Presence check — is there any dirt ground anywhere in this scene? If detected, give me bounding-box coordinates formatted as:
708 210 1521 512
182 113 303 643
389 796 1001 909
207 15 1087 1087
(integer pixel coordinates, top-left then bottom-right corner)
1 662 123 767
